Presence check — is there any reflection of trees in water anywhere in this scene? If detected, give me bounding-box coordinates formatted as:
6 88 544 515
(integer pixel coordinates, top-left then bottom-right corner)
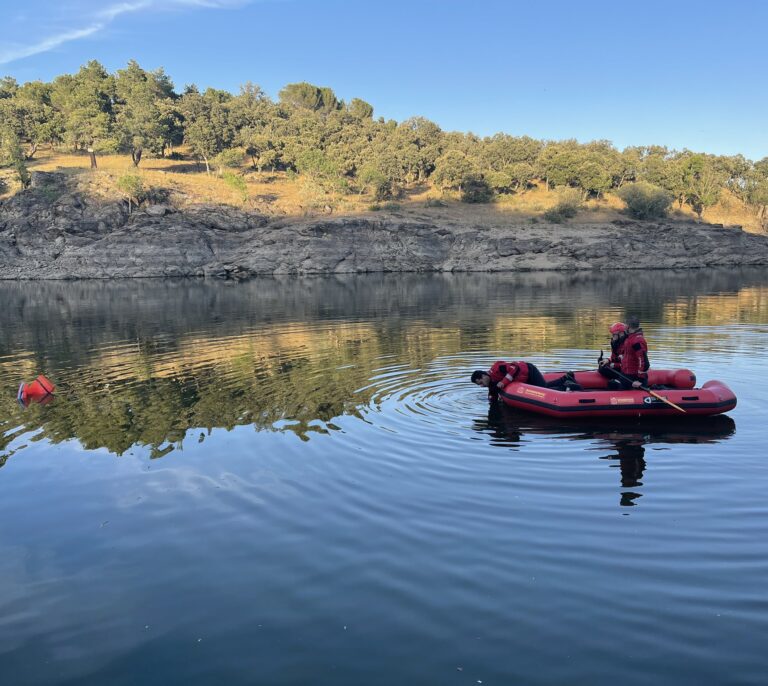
476 404 736 507
0 269 759 461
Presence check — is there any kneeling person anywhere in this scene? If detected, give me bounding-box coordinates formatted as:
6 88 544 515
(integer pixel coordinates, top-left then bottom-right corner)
599 316 650 390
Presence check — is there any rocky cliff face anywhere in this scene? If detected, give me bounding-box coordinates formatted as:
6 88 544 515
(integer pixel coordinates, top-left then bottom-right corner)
2 172 767 279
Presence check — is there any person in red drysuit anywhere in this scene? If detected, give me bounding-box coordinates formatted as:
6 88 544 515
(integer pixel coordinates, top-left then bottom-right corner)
598 316 650 390
471 361 579 401
598 321 627 385
620 316 650 387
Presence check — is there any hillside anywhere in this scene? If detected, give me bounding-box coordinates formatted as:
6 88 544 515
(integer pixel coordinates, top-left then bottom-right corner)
1 148 763 233
2 166 768 280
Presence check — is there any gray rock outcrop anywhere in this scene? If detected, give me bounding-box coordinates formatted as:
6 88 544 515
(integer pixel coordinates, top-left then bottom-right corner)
2 173 768 279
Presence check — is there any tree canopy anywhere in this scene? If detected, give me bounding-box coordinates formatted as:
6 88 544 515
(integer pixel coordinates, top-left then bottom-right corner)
2 60 766 226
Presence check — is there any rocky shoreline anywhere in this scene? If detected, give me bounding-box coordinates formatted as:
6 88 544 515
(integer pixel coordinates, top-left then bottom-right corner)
2 172 767 280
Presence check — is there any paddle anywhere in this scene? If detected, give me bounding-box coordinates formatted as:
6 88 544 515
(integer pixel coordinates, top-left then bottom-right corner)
609 368 687 413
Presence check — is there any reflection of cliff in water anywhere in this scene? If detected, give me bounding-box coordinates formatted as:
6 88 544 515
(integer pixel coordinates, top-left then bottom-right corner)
0 269 761 461
2 268 768 352
476 404 736 507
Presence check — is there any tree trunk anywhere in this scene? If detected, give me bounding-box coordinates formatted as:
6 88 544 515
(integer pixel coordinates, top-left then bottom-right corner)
203 155 210 175
132 149 142 167
26 142 38 160
88 148 97 169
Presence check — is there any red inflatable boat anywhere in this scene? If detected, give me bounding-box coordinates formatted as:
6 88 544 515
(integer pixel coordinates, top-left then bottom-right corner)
498 369 736 418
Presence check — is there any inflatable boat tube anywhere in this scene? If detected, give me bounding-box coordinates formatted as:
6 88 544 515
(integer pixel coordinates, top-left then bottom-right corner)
499 369 736 418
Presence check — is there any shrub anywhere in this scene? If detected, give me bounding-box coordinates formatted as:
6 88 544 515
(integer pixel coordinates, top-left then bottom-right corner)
295 150 339 181
14 158 30 189
359 164 397 200
144 185 171 205
116 174 145 212
543 188 582 222
214 148 244 175
544 203 578 223
461 174 494 203
223 172 248 203
369 176 396 201
424 198 446 207
486 170 514 194
618 182 673 220
381 201 401 211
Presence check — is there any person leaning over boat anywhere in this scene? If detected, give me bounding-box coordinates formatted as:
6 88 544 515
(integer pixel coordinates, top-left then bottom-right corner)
471 361 580 401
600 315 650 389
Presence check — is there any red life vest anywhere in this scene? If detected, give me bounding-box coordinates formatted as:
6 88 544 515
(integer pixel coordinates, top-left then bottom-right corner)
489 360 529 387
608 335 625 368
621 329 650 378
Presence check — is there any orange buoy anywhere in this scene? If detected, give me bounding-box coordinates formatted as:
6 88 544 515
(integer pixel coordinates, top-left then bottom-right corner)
17 375 56 407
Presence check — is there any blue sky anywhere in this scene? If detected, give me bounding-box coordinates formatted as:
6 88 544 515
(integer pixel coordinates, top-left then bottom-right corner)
2 0 766 160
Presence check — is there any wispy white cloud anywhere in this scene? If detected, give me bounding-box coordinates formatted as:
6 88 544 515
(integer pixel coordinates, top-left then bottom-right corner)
0 0 252 66
0 25 103 65
97 1 153 22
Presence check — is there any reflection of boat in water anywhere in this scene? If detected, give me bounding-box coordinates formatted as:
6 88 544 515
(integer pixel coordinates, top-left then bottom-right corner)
476 404 736 507
499 369 737 418
477 402 737 446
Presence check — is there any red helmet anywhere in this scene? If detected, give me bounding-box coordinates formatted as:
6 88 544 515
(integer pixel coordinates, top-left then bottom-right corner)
609 322 627 335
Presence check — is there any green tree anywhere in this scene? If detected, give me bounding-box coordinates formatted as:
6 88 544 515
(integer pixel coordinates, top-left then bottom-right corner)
485 162 534 194
0 76 18 99
536 140 582 189
213 148 243 175
432 150 476 191
114 61 173 166
11 81 61 158
347 98 373 119
680 154 725 219
242 131 280 171
181 86 234 174
51 61 116 166
279 82 339 113
485 169 514 194
577 159 613 198
0 123 31 189
461 174 494 203
157 98 184 156
507 162 535 192
483 134 542 170
745 158 768 228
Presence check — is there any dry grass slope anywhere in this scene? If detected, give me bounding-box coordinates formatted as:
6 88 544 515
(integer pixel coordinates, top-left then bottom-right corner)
2 147 762 232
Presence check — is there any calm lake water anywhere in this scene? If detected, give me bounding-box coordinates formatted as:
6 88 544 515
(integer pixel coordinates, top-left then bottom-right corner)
1 270 767 686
